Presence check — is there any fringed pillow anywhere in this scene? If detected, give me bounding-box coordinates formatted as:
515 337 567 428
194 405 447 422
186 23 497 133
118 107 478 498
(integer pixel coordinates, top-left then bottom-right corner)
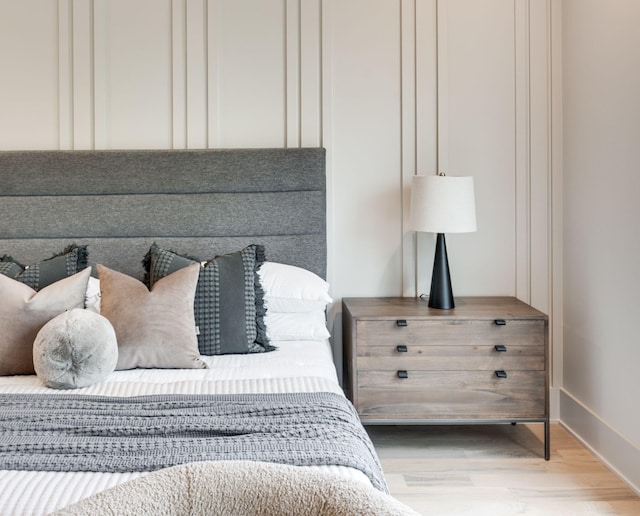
0 244 88 291
143 243 272 356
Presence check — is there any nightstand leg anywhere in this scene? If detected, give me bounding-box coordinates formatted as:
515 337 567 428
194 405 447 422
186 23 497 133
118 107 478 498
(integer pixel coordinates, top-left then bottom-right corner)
544 420 550 460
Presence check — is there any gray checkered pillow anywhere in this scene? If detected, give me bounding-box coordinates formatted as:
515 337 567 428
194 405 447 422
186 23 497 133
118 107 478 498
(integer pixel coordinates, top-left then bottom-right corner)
143 243 272 355
0 244 88 291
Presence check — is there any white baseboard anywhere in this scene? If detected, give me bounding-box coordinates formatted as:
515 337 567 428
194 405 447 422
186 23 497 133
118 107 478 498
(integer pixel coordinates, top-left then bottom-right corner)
560 389 640 496
550 386 560 422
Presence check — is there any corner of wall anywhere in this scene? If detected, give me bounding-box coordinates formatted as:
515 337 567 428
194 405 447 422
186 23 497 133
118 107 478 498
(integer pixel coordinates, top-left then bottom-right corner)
560 389 640 496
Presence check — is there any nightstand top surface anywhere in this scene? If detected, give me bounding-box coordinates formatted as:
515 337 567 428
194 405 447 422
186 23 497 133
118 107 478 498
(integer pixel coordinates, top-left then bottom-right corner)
342 296 547 320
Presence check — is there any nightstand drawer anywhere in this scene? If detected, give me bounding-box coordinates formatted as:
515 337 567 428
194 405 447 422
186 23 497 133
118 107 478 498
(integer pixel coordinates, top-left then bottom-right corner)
357 319 545 347
357 343 545 371
356 370 546 420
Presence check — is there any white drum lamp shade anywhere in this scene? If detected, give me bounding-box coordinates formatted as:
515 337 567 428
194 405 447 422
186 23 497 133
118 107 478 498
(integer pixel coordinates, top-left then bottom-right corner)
410 174 477 309
410 175 477 234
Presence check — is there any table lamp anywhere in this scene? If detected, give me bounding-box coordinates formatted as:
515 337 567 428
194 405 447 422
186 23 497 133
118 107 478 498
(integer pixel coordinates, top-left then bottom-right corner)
410 173 477 309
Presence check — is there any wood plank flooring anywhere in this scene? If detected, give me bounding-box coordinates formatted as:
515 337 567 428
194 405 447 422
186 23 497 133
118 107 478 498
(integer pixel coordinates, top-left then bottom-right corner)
366 423 640 515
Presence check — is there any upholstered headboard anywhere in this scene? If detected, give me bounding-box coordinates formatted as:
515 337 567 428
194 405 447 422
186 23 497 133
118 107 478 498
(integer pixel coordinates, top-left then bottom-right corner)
0 148 326 279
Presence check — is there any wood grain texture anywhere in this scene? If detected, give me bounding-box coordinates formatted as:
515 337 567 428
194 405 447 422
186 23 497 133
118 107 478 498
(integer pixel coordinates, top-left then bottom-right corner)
357 344 545 371
343 297 549 451
357 370 546 419
343 297 548 320
369 423 640 515
356 319 545 347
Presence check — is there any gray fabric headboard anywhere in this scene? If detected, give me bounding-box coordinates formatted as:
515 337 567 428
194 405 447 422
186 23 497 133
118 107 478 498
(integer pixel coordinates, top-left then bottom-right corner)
0 148 326 279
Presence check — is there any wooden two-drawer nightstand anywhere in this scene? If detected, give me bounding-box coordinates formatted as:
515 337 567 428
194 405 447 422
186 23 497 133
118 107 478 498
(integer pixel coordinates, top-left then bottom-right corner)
342 296 550 459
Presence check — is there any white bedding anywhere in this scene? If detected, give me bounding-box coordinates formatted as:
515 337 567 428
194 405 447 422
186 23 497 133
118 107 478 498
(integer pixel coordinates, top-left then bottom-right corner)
0 340 371 516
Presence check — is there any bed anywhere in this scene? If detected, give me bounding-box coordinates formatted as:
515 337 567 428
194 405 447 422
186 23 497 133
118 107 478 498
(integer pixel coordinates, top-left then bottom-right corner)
0 149 416 515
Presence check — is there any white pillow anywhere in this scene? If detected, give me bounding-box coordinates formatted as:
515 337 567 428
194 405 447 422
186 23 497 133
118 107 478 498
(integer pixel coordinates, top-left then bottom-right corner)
259 262 332 312
265 296 329 313
265 311 330 341
85 276 101 313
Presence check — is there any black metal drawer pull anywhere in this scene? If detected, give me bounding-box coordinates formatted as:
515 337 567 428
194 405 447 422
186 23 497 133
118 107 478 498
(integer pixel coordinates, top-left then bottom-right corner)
397 370 409 379
396 320 408 327
494 345 507 352
494 319 507 326
396 345 408 353
495 370 508 378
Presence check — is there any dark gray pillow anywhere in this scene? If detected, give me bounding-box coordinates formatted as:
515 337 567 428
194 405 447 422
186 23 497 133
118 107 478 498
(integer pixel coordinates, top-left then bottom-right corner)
0 244 88 290
143 243 272 356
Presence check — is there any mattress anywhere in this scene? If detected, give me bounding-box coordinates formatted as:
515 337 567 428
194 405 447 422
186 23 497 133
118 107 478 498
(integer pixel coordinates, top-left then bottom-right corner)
0 340 371 516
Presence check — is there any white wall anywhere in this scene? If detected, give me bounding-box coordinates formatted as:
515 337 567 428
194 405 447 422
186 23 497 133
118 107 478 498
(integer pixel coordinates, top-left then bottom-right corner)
0 0 555 414
0 0 553 302
561 0 640 493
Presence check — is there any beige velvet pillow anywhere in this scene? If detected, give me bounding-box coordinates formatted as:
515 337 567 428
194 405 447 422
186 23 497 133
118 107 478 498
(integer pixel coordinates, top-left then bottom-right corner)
0 267 92 376
97 263 206 370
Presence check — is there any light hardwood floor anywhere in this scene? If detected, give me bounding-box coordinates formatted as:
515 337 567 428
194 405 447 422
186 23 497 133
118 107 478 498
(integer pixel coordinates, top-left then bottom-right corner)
366 423 640 515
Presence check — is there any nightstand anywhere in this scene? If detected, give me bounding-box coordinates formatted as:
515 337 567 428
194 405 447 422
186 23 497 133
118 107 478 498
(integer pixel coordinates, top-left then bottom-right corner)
342 296 549 459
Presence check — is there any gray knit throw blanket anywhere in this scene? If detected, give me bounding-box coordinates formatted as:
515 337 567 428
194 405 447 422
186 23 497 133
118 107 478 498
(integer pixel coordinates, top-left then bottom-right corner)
0 392 388 493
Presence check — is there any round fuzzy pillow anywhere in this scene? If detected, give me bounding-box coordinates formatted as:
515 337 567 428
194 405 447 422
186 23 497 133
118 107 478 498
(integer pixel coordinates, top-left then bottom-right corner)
33 308 118 389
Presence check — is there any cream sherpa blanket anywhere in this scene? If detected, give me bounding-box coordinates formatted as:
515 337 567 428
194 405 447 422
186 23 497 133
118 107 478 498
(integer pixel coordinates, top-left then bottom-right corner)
53 460 418 516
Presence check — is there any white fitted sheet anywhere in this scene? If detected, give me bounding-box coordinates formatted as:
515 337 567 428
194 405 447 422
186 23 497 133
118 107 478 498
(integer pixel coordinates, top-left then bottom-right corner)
0 339 342 395
0 340 372 515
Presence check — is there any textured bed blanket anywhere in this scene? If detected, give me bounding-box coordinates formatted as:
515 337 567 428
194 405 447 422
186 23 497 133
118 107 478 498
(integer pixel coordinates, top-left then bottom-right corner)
0 392 388 493
55 461 418 516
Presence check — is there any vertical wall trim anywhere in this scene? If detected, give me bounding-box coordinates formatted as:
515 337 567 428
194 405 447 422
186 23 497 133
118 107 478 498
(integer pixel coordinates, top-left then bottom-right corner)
546 0 552 320
412 0 418 298
524 0 532 303
549 0 563 396
90 0 95 149
544 0 554 387
434 0 439 172
185 0 208 149
206 0 217 148
546 0 556 397
435 0 448 174
184 0 189 147
321 0 332 282
526 0 532 301
529 0 551 313
414 0 438 298
185 0 189 146
413 0 421 300
203 0 209 148
399 0 404 294
283 0 287 147
318 0 323 148
516 0 554 406
93 0 106 149
58 0 73 150
514 0 531 303
297 0 302 146
285 0 301 148
172 0 187 149
72 0 95 150
401 0 417 297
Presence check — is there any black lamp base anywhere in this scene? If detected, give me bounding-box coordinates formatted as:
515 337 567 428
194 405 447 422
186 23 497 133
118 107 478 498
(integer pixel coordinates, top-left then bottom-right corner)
428 233 454 309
